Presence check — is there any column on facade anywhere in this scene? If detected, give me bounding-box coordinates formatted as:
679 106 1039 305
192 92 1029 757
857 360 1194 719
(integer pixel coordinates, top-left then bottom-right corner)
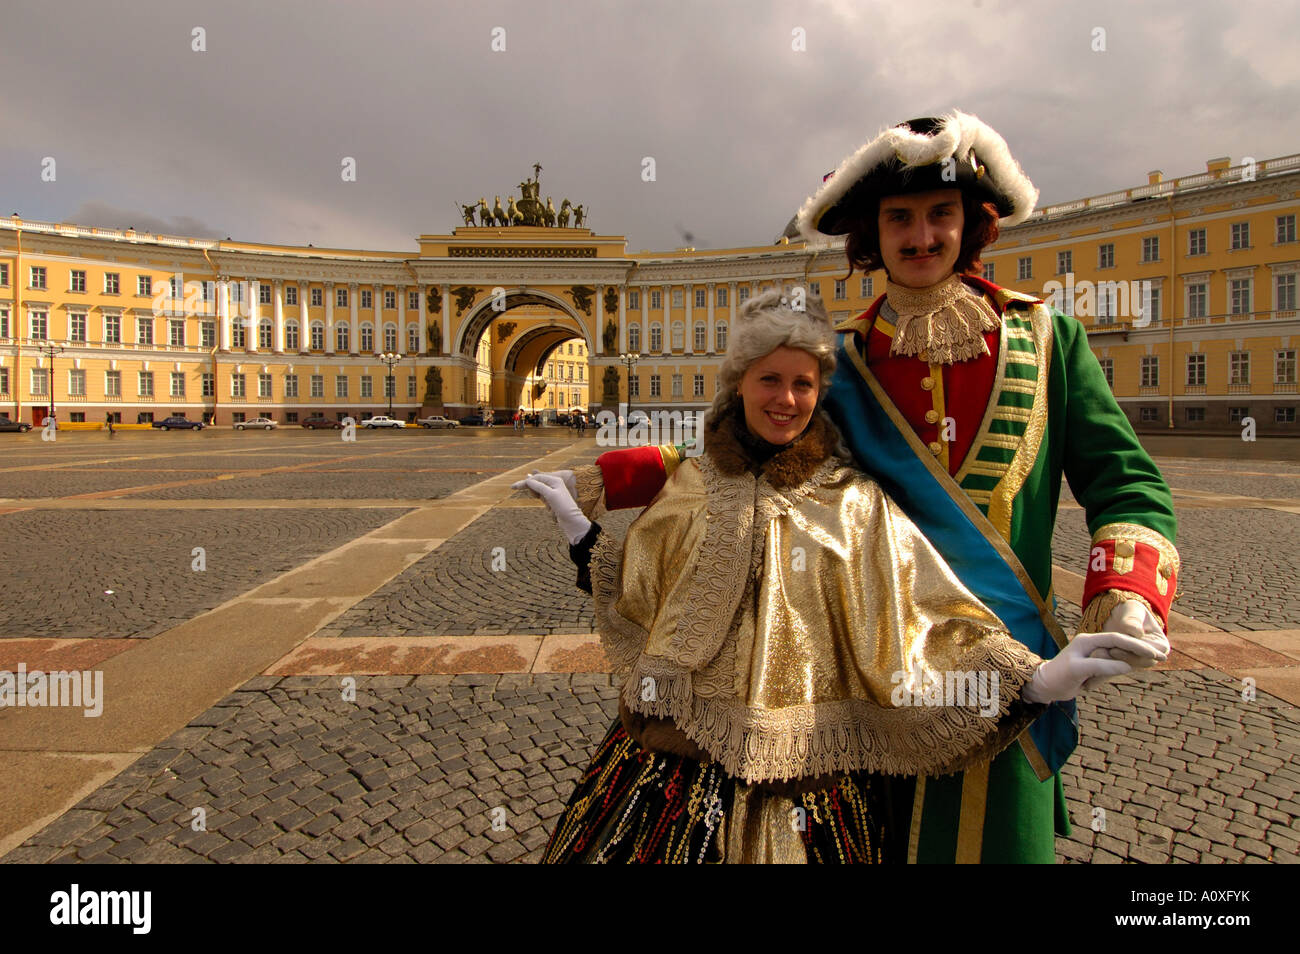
396 284 406 355
247 281 259 353
707 283 716 353
417 285 428 354
273 281 285 353
684 283 693 355
349 283 359 353
324 282 335 354
374 284 383 353
441 285 451 357
218 278 231 351
618 286 628 354
662 284 671 354
298 283 309 353
594 284 604 356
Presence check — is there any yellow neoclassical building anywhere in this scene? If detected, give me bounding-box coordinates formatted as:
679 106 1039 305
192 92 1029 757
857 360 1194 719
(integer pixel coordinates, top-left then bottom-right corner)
1 155 1296 434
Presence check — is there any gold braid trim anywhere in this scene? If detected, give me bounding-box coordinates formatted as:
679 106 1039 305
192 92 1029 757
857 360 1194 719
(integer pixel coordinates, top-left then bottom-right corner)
589 529 648 677
1090 521 1181 577
1080 588 1158 634
620 631 1044 785
573 464 606 520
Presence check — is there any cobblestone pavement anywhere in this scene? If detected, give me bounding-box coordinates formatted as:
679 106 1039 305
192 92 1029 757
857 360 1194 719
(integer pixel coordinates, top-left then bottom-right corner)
0 509 407 639
3 670 1295 864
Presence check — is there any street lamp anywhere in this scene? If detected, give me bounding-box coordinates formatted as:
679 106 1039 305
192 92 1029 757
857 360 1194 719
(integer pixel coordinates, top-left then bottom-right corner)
379 352 402 419
36 340 64 425
619 351 640 424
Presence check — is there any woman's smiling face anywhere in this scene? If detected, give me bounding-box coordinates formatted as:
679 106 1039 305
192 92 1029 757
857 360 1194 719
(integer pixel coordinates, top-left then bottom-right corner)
737 345 820 445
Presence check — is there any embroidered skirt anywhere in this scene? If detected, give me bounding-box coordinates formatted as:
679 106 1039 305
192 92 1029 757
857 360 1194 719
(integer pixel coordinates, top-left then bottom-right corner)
542 718 913 863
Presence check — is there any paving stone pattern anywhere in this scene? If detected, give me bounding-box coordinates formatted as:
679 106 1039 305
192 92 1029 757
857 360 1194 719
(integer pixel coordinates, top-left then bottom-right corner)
0 509 407 639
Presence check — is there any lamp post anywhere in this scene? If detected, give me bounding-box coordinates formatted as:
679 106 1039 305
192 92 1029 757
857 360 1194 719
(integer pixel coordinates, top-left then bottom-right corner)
379 351 402 419
36 340 64 425
619 351 640 424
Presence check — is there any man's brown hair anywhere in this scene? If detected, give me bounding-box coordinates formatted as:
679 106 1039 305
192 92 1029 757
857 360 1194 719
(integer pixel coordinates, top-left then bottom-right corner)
841 192 1001 282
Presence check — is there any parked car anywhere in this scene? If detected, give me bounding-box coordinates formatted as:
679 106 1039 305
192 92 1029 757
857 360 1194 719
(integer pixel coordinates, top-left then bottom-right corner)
362 415 405 428
301 416 343 429
152 416 203 431
417 415 459 429
235 417 277 431
0 415 32 433
459 415 486 426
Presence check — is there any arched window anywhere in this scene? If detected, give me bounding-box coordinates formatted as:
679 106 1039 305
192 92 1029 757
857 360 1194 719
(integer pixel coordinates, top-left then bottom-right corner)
716 321 728 352
649 322 662 352
285 320 300 351
310 321 324 351
694 321 706 351
360 322 374 352
407 324 419 353
628 322 641 352
671 321 684 350
259 318 273 349
336 322 350 352
383 323 398 352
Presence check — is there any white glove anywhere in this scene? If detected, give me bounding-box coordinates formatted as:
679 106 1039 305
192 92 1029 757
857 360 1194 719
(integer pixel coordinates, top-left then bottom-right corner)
518 472 593 545
511 469 577 503
1023 631 1168 704
1098 599 1169 668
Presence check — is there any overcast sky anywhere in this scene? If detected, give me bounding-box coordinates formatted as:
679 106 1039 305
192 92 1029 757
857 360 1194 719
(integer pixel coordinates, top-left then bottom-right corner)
2 0 1296 255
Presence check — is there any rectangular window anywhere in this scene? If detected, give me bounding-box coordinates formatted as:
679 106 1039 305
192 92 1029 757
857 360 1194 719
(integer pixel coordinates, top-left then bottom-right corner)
834 279 846 300
1140 355 1159 388
201 321 216 348
1276 407 1297 424
1276 273 1296 312
311 287 322 307
310 374 324 398
105 371 121 397
650 290 662 309
31 368 48 395
231 373 245 398
170 372 185 397
258 373 272 398
30 311 48 339
1277 214 1297 244
1186 353 1206 386
0 263 7 285
230 282 242 304
1230 351 1250 385
409 291 419 312
1144 286 1161 323
1057 251 1072 274
1098 357 1114 387
806 280 818 299
1185 406 1205 423
284 374 299 398
695 288 706 308
286 286 298 306
1276 350 1297 384
384 376 395 399
68 369 86 396
694 323 706 351
0 308 8 338
310 323 323 350
137 318 154 345
1017 257 1032 281
1231 222 1250 250
203 280 214 301
671 289 683 308
382 290 394 310
1230 279 1252 314
201 373 214 397
138 371 154 397
71 269 86 292
1229 406 1248 424
715 287 727 307
259 321 272 349
1098 244 1114 269
982 263 995 283
361 289 372 309
0 368 8 394
105 273 119 294
671 374 683 397
407 375 416 399
650 374 661 397
630 290 641 310
138 275 152 296
1142 236 1159 262
860 277 874 298
1188 228 1207 256
1187 283 1207 318
259 283 271 305
360 375 373 398
740 287 753 304
69 313 87 341
336 375 349 398
693 373 705 397
1140 406 1159 423
628 375 640 397
170 319 185 346
337 288 348 308
31 266 47 289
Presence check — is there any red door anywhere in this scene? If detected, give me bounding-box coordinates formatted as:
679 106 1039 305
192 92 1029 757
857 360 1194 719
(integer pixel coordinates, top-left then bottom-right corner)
31 406 49 426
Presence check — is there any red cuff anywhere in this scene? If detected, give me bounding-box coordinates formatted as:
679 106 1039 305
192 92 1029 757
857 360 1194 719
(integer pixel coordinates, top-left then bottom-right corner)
1082 538 1177 627
595 445 669 510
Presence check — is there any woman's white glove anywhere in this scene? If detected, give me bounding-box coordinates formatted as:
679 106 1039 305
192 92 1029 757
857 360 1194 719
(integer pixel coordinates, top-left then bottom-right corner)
511 469 577 503
1022 631 1168 704
1099 599 1170 668
514 471 592 545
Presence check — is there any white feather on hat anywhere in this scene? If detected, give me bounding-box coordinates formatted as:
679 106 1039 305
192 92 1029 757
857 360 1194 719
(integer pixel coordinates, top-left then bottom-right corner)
795 110 1039 248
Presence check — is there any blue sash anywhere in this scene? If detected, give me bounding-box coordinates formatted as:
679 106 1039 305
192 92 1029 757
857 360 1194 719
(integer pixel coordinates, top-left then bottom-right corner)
825 338 1077 775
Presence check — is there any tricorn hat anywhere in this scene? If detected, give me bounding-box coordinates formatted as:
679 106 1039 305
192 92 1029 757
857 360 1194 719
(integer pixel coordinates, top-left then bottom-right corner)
796 110 1038 246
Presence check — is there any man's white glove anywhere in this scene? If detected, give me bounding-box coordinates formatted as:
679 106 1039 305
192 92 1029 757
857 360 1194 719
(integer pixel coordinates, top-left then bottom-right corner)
516 472 593 545
1097 599 1169 668
511 468 577 504
1022 631 1168 704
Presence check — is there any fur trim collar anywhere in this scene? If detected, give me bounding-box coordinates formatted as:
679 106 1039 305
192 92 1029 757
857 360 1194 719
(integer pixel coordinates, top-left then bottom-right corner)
704 401 837 490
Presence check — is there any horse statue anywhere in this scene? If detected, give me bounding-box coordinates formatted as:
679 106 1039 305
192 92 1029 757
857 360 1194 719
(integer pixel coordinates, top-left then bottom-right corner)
492 196 508 227
506 196 524 226
558 199 572 228
543 197 557 227
477 198 492 226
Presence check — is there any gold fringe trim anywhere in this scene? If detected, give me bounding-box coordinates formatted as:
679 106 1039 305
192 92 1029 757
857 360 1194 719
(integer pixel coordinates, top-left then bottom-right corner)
574 464 606 520
1080 588 1157 634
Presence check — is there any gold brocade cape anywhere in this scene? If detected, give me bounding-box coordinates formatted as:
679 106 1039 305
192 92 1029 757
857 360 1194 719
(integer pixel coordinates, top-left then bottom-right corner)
589 407 1045 787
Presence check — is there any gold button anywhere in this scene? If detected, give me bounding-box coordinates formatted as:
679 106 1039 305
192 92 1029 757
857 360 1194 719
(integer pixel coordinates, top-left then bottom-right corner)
921 376 935 391
919 350 930 362
928 441 943 456
1114 541 1136 558
1159 563 1173 579
924 409 940 424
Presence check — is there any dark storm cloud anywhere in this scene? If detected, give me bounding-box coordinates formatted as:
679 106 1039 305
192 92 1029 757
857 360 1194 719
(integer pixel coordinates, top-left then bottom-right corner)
0 0 1295 254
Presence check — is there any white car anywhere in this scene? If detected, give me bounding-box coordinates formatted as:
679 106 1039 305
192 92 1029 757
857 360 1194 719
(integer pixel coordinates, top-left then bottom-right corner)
417 416 460 429
362 415 405 428
235 417 277 430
